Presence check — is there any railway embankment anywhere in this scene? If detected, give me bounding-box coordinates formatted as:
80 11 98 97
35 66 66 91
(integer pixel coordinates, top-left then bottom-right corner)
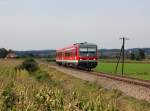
42 62 150 103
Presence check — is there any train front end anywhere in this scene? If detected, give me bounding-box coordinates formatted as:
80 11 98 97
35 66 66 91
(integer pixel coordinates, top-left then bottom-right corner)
77 43 98 70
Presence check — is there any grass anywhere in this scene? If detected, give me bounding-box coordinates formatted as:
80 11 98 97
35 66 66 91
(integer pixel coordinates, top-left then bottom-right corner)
100 59 150 63
0 59 150 111
95 61 150 80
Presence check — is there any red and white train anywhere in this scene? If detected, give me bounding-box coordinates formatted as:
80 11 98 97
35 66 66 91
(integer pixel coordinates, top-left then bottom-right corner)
56 42 98 70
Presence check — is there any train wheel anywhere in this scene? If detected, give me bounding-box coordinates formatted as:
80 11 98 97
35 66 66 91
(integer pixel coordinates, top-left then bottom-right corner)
87 68 91 71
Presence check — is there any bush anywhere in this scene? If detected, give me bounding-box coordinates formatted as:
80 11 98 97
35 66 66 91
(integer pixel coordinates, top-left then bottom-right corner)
0 48 8 58
18 59 39 72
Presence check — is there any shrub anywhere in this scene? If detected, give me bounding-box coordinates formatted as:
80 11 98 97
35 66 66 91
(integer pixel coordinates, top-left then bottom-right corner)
18 59 39 72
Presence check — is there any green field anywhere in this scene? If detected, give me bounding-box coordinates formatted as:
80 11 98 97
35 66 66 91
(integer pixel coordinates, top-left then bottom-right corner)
95 61 150 80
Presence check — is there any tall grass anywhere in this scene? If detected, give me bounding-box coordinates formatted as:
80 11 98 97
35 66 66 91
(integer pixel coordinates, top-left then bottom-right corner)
0 59 149 111
0 60 119 111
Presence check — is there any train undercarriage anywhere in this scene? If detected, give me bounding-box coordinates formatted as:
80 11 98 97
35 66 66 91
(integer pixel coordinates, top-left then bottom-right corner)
57 60 97 71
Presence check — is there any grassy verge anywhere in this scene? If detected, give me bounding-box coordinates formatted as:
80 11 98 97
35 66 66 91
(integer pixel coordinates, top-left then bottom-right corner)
0 59 150 111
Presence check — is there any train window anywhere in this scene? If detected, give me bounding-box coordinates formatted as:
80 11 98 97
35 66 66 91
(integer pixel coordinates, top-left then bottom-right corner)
64 49 76 57
57 52 63 58
88 48 96 56
65 51 69 57
60 52 62 57
88 48 96 52
80 47 97 56
65 51 67 56
70 49 75 56
80 48 88 52
80 48 88 56
65 50 73 57
57 52 60 57
57 52 59 57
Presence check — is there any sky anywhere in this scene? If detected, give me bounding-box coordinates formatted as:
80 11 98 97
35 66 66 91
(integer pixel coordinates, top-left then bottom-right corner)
0 0 149 50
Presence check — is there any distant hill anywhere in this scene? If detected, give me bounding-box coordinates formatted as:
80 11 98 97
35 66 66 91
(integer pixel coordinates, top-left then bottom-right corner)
13 48 150 58
99 48 150 58
14 50 56 58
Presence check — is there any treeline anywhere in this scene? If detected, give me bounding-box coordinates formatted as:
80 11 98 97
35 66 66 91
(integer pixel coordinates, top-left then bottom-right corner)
0 48 9 58
100 49 146 61
130 49 145 60
14 50 56 58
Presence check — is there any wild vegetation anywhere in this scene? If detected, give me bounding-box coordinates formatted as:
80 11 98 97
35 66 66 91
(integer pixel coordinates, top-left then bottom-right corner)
15 58 39 72
0 59 150 111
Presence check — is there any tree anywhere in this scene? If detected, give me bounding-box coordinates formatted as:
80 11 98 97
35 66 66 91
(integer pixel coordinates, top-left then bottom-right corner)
8 49 13 53
130 52 135 60
139 49 145 60
134 49 145 61
0 48 8 58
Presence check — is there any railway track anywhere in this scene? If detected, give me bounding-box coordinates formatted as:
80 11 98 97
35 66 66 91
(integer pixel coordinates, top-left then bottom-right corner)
91 72 150 88
65 67 150 89
40 61 150 89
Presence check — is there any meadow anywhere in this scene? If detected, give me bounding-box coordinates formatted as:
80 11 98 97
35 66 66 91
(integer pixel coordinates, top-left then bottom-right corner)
0 59 150 111
95 60 150 80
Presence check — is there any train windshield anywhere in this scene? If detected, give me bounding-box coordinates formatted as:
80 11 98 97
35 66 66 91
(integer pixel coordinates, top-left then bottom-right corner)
80 47 97 56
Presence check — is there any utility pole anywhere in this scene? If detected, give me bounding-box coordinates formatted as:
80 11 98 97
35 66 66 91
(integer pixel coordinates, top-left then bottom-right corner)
115 37 129 76
121 37 125 76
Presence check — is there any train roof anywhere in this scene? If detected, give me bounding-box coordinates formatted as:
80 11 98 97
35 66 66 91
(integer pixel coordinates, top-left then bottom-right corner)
74 42 97 46
57 42 97 52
